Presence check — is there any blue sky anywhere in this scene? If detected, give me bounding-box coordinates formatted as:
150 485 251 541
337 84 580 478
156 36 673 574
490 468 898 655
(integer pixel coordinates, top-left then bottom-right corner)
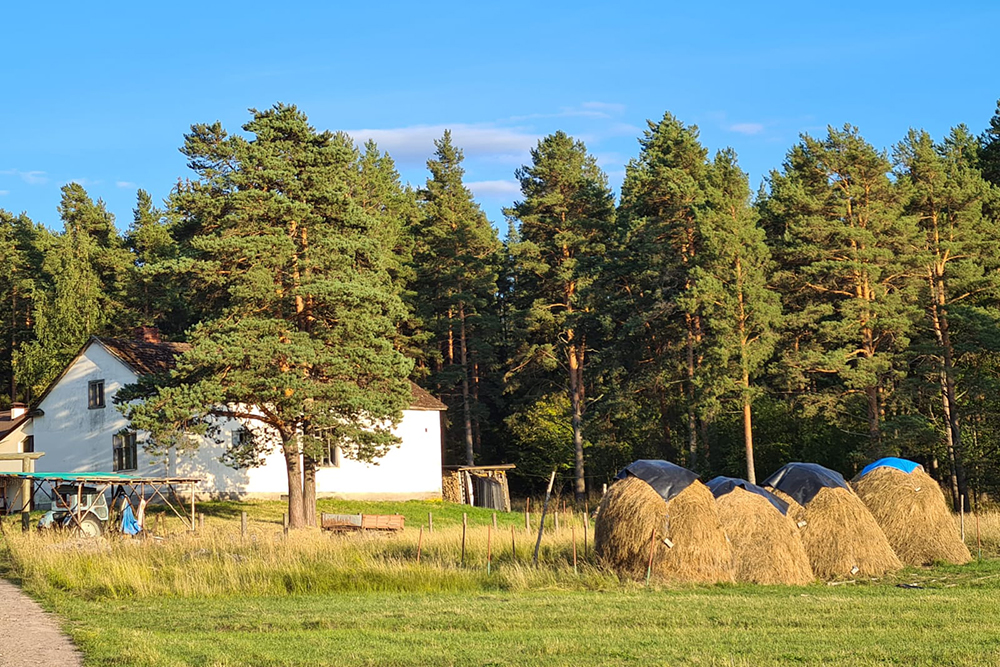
2 1 998 231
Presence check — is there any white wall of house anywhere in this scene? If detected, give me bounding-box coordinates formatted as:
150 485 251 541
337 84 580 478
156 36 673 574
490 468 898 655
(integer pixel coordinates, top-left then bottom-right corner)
30 340 444 500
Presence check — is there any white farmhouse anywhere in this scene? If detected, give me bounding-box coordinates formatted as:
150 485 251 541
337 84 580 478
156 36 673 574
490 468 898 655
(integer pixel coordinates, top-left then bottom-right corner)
17 329 446 500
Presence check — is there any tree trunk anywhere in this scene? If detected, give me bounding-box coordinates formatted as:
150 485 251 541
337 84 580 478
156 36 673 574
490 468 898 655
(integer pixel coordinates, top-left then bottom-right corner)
458 301 475 466
685 313 698 471
302 451 317 527
283 443 305 529
742 367 756 484
567 330 586 502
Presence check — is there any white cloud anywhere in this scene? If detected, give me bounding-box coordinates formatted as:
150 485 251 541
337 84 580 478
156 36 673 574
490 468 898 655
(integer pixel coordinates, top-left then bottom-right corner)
727 123 766 136
0 169 47 185
69 177 96 187
0 190 8 196
346 124 539 165
116 181 137 188
582 101 626 115
467 179 521 198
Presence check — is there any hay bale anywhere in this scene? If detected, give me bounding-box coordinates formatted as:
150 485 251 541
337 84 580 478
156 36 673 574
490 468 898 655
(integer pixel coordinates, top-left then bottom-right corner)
770 486 902 579
594 476 734 583
714 487 814 585
852 466 971 566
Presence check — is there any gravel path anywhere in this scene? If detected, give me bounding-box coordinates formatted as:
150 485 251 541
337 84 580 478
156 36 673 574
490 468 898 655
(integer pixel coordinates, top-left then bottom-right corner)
0 579 82 667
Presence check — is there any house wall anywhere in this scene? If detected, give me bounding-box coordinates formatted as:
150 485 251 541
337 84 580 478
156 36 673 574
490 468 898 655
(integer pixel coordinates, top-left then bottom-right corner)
31 341 443 500
32 344 169 477
173 409 444 500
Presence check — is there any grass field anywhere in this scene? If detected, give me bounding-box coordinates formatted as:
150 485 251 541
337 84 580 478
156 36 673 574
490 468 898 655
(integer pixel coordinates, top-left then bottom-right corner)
3 499 1000 666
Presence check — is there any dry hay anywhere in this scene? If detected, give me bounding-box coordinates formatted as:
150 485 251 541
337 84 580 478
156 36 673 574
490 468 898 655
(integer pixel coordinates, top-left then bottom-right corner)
594 476 734 583
770 487 902 580
714 487 814 585
851 466 971 566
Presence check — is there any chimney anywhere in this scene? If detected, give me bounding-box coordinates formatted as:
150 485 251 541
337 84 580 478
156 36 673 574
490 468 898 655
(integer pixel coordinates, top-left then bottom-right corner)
134 326 161 343
9 402 26 419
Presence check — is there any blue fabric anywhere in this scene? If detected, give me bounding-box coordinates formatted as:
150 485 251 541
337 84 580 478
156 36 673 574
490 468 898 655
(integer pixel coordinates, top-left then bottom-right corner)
859 457 922 479
121 504 142 535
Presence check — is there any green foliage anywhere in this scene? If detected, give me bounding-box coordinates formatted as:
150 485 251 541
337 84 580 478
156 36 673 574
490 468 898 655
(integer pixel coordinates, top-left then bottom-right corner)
118 105 414 525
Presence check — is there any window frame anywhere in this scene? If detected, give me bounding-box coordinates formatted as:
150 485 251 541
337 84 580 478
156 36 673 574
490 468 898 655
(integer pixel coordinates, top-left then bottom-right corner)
88 379 106 409
319 443 341 468
20 435 33 454
112 432 137 472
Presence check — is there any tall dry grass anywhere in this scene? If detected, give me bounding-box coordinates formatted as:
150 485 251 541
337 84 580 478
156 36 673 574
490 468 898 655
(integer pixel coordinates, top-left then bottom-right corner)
0 517 621 600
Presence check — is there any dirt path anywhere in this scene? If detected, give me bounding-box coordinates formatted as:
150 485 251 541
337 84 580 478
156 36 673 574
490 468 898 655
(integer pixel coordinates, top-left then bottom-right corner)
0 579 82 667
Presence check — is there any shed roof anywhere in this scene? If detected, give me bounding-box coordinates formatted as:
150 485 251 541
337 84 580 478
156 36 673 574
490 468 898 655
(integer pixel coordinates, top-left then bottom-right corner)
0 410 30 442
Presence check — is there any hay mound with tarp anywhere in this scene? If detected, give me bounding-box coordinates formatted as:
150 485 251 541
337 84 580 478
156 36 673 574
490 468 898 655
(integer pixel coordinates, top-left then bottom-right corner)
595 460 734 583
851 458 971 566
761 462 902 580
707 477 814 585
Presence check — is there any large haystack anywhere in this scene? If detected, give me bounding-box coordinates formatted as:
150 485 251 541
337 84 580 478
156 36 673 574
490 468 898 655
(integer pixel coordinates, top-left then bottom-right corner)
709 480 814 585
852 464 971 566
595 476 734 583
763 463 902 580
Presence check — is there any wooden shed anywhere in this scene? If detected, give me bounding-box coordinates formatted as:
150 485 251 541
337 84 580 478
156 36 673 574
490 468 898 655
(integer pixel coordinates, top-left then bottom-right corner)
442 464 514 512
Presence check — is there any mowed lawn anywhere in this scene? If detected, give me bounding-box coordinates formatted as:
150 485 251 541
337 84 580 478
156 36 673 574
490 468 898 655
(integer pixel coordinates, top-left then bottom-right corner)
51 579 1000 666
6 499 1000 666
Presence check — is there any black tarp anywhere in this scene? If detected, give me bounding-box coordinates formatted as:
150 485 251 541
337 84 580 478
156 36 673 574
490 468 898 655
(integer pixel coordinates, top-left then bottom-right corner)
760 462 848 507
706 476 790 515
616 460 698 503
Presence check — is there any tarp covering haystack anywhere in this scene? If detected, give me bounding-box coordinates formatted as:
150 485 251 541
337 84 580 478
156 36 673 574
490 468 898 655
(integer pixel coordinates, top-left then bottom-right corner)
852 458 971 566
707 477 814 585
595 461 734 583
762 463 902 579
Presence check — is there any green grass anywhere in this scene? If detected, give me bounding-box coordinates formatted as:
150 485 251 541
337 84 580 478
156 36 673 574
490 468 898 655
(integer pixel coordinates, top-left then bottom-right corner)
4 499 1000 666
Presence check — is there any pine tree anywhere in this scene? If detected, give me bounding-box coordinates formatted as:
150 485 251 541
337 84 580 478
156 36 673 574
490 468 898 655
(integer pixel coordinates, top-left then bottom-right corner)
614 113 710 469
15 186 129 397
895 126 1000 507
124 189 179 328
412 131 501 466
765 125 924 459
0 210 45 404
979 99 1000 187
506 131 615 500
119 105 414 529
686 149 781 483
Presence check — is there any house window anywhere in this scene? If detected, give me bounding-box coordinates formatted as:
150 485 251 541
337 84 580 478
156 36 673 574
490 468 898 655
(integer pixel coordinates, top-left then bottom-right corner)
20 436 33 454
88 380 105 409
113 432 137 472
232 427 251 449
320 443 341 468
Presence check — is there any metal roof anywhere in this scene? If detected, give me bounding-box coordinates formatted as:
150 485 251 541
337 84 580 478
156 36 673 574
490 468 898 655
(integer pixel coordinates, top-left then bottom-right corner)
0 472 200 483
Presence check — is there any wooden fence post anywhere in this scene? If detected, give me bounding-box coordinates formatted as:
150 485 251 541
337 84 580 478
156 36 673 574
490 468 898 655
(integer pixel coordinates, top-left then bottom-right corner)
583 510 590 560
511 524 516 560
198 513 205 532
492 512 498 530
461 513 467 566
645 527 656 586
487 524 493 575
572 525 578 575
417 525 423 564
428 511 433 534
532 470 557 566
241 511 247 539
960 495 965 542
282 512 289 537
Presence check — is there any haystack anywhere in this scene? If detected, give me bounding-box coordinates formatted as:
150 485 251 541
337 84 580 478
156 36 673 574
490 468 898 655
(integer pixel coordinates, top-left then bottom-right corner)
852 460 970 566
707 477 814 585
595 461 734 584
762 463 902 580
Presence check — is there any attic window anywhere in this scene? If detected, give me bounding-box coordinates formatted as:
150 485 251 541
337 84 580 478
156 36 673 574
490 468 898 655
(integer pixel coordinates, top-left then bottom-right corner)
88 380 105 409
20 436 33 454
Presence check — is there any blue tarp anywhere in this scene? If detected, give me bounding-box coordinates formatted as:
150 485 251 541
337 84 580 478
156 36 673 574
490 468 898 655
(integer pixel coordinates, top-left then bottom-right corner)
706 476 790 515
616 460 698 503
121 504 142 535
858 457 923 479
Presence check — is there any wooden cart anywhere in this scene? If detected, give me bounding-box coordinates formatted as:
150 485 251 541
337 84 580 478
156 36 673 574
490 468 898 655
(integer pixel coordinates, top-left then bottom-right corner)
321 513 405 532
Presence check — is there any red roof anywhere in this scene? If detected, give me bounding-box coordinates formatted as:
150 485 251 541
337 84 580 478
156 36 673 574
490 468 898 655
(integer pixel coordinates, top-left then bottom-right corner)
0 410 29 441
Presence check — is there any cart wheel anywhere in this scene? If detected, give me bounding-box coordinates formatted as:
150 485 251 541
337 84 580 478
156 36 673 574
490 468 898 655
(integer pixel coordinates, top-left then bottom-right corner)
76 515 104 538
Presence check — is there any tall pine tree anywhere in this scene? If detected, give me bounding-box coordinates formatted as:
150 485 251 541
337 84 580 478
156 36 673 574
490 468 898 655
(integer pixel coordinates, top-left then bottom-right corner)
506 131 615 500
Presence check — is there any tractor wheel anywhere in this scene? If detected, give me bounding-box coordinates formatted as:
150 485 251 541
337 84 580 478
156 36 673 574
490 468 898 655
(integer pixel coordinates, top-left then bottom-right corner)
76 515 104 538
